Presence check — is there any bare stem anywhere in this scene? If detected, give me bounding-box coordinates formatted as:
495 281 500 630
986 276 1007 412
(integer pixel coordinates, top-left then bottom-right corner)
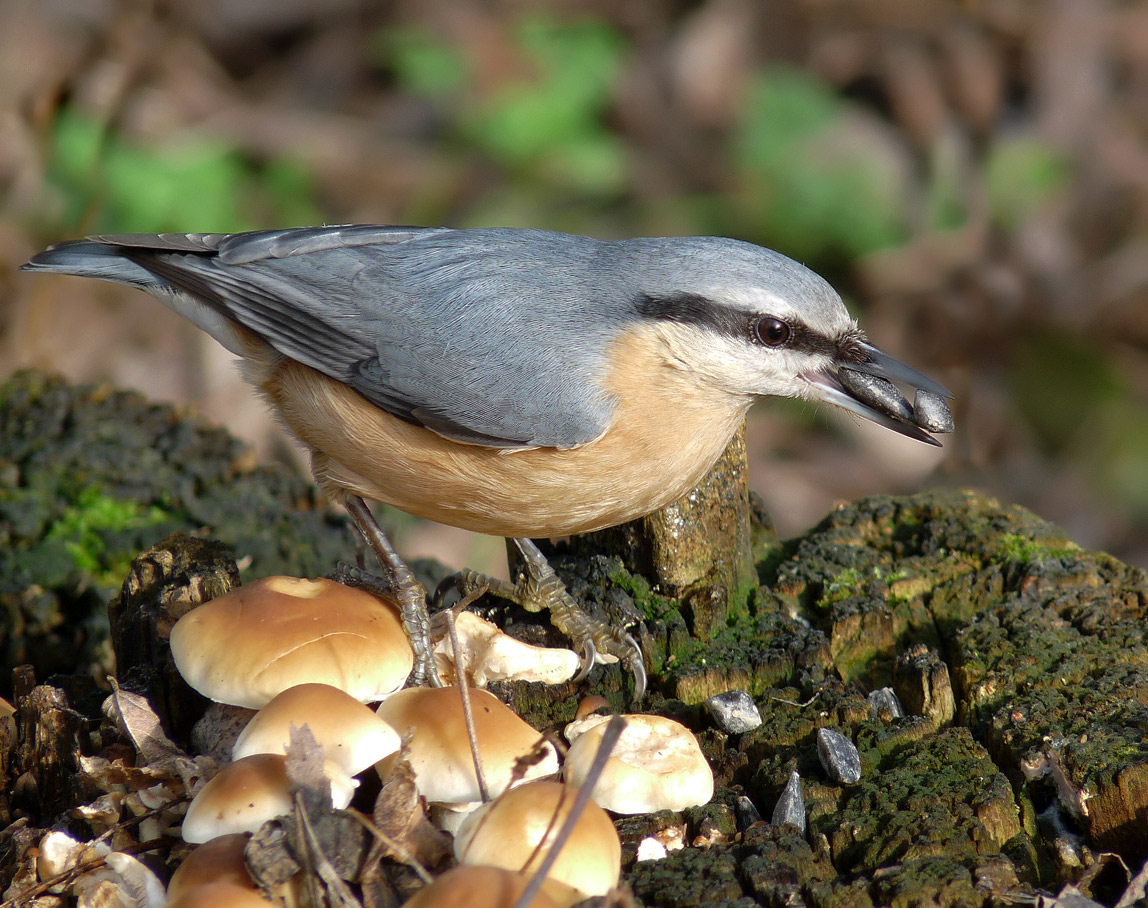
445 588 490 803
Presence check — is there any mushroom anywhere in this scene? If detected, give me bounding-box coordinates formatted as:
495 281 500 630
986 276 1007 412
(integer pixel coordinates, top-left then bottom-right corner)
453 780 620 906
166 834 255 899
401 866 564 908
0 695 14 736
232 683 400 775
164 882 271 908
431 611 580 688
181 753 355 843
170 576 413 708
563 714 713 814
375 687 558 827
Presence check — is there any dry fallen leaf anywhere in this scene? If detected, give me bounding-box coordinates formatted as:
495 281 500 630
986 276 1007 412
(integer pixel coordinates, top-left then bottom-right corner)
370 750 451 871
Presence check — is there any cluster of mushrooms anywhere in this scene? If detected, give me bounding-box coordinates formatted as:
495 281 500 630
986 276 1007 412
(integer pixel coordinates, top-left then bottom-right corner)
162 576 714 907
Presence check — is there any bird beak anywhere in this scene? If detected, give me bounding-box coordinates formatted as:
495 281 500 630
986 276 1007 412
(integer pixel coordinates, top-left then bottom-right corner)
802 342 954 446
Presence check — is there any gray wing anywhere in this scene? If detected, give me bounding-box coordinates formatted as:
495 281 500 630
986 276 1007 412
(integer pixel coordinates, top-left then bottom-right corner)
27 226 629 449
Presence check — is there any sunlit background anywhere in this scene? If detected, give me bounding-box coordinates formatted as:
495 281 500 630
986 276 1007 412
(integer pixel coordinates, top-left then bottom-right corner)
3 0 1148 573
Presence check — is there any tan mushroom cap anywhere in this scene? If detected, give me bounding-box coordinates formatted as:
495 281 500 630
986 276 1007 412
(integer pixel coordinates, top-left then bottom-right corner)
401 866 565 908
181 754 356 844
432 611 580 687
0 696 13 737
232 683 401 774
375 687 558 805
182 754 293 843
170 576 413 708
166 833 255 899
164 882 271 908
563 714 713 814
454 780 620 903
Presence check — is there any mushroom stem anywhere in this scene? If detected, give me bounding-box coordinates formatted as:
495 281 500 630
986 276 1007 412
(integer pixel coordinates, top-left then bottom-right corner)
510 715 626 908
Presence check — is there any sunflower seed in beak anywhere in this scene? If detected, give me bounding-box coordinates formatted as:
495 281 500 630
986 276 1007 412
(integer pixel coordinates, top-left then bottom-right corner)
913 389 954 434
838 368 914 423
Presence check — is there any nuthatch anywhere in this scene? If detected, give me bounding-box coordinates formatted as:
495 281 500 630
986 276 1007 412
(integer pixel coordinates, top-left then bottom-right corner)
23 226 953 699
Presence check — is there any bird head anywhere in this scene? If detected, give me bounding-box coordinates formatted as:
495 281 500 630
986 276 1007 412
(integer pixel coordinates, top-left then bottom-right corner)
630 236 953 444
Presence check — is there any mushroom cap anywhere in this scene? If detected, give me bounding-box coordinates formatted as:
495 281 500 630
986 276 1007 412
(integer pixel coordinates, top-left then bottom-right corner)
181 754 356 843
182 754 293 843
0 696 13 738
167 833 255 899
170 576 413 708
375 687 558 805
233 683 401 774
432 611 579 687
563 714 713 814
401 866 565 908
454 780 620 900
164 882 271 908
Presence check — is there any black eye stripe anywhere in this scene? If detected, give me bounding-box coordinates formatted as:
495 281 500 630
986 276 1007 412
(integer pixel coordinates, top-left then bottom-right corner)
635 291 843 357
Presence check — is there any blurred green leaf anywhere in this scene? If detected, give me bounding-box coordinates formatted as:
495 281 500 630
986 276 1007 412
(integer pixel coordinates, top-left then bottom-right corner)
1011 330 1122 455
43 108 318 234
252 158 323 226
737 67 838 160
1096 403 1148 517
376 18 627 198
467 18 626 194
376 25 468 98
985 137 1070 229
925 142 969 232
733 68 908 263
103 140 248 231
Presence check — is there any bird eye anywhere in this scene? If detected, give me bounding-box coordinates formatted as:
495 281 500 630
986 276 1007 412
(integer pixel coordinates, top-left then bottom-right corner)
753 316 791 347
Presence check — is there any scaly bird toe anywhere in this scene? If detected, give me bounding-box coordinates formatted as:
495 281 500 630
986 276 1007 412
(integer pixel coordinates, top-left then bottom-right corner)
432 539 646 702
510 538 646 703
331 561 442 688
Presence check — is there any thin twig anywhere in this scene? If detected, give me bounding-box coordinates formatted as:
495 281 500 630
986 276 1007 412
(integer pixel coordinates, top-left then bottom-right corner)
519 781 574 876
295 791 363 908
769 692 820 708
446 586 491 803
292 791 322 908
344 807 435 885
510 715 627 908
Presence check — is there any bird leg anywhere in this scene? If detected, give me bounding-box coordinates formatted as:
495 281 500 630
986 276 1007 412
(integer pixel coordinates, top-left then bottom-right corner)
435 537 646 702
338 494 442 688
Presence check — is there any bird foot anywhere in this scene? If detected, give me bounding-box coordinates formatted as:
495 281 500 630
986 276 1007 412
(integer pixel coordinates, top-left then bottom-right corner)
329 562 441 689
433 538 646 703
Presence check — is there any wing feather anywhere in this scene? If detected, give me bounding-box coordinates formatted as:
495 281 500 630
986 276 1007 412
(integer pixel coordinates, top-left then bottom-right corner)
108 227 627 448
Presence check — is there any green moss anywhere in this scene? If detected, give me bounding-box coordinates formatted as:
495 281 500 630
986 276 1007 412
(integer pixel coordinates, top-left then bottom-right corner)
819 567 864 605
995 532 1079 564
0 371 361 697
607 561 653 603
45 488 170 585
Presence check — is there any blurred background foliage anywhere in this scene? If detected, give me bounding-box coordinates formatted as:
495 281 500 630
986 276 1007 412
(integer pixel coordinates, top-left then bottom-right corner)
3 0 1148 572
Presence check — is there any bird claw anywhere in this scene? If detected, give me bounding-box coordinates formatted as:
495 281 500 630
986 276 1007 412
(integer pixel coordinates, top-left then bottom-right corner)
434 539 646 702
510 538 646 703
620 631 647 703
573 638 598 683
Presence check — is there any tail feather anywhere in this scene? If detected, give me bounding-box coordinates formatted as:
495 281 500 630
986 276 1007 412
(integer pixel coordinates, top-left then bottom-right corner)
22 240 166 289
22 239 253 358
